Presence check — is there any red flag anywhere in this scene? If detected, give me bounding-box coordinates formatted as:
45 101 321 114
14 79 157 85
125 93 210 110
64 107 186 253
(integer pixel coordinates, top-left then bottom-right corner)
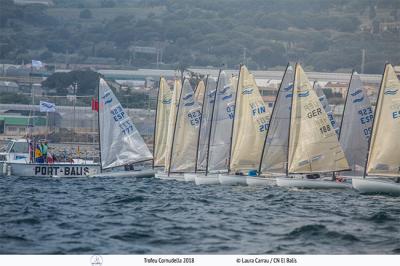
91 98 99 112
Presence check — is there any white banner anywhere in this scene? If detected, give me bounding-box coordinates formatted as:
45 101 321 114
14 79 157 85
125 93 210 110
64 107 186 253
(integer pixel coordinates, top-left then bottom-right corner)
39 101 56 112
0 255 398 266
32 60 43 68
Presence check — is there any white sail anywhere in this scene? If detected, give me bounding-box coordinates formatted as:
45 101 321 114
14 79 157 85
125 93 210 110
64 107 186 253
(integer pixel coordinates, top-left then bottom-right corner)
99 78 152 169
288 64 349 173
260 63 294 174
207 72 236 173
197 77 217 171
153 77 173 167
366 64 400 177
315 83 339 135
170 79 202 172
164 79 182 172
230 65 270 173
339 72 373 176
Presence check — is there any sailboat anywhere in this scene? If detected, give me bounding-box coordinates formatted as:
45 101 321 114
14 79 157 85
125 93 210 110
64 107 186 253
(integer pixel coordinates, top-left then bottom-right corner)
335 71 373 180
276 63 351 188
194 71 237 185
183 77 216 182
166 78 202 180
219 65 270 185
6 77 153 178
91 77 154 177
253 63 295 186
352 64 400 195
155 79 182 180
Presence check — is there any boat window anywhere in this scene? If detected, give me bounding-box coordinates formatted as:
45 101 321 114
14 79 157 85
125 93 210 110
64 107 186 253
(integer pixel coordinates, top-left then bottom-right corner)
10 142 29 153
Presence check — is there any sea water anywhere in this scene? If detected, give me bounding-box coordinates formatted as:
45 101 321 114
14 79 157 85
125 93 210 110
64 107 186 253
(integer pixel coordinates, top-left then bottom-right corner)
0 175 399 254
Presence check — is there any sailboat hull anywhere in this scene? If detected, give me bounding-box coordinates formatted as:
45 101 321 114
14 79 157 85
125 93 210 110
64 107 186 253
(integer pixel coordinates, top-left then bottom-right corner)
276 177 350 189
218 174 247 185
154 172 175 180
195 174 219 185
183 173 197 182
246 176 278 186
6 162 100 178
352 178 400 196
91 169 155 178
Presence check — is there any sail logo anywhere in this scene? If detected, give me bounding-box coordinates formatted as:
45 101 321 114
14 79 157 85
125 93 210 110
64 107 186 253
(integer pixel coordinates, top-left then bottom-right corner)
283 83 293 91
222 94 233 101
242 87 253 95
183 93 195 106
208 89 216 97
102 91 113 105
184 101 195 107
384 88 398 95
162 96 172 104
219 85 231 94
351 89 363 96
183 93 193 100
353 96 364 103
298 91 309 97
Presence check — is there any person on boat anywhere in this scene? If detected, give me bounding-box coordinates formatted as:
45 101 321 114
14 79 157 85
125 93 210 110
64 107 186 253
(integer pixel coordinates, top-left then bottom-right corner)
29 140 35 163
35 143 43 163
41 141 48 163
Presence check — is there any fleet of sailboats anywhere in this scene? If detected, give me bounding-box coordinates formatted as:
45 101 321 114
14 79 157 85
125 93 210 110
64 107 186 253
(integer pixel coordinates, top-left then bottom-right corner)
6 61 398 196
150 62 400 195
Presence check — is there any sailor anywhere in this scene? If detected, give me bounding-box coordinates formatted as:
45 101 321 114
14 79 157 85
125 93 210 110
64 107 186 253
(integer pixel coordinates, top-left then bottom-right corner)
35 143 43 163
41 141 48 163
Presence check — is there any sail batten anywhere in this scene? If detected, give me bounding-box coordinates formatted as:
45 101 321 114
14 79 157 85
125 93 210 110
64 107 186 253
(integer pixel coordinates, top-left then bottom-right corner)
99 78 152 169
366 64 400 177
288 64 349 174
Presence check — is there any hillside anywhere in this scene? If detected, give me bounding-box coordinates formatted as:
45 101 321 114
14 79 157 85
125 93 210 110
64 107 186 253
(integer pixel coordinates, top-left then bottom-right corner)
0 0 399 73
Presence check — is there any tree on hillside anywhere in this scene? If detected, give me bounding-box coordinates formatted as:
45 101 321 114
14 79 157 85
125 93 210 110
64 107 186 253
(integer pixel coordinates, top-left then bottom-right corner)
42 70 100 96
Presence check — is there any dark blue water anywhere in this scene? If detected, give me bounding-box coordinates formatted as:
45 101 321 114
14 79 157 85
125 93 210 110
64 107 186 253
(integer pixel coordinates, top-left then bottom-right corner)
0 175 399 254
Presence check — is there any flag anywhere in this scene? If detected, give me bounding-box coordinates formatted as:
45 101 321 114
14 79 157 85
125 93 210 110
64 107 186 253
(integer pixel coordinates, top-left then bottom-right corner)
91 98 99 112
32 60 43 68
39 101 56 112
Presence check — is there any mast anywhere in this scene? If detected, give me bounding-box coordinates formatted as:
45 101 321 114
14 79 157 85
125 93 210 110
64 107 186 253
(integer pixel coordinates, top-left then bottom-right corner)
194 75 209 173
286 63 297 176
97 75 102 172
362 63 387 179
167 77 185 176
205 70 221 176
152 76 162 169
227 64 242 174
258 63 290 175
